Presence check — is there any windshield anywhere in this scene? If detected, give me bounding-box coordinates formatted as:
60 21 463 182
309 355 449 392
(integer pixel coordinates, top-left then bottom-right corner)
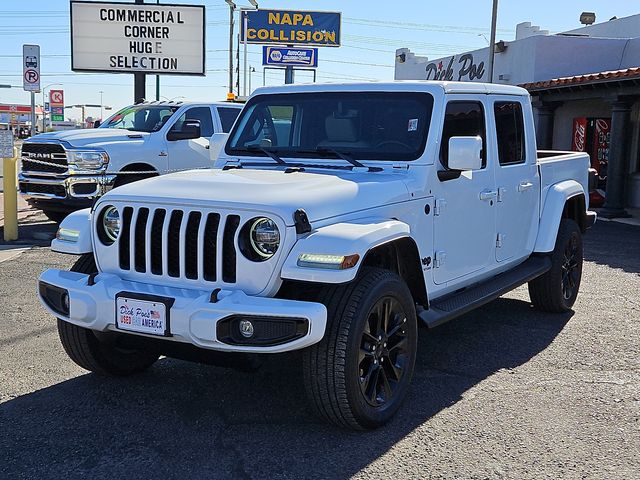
226 92 434 161
100 105 179 133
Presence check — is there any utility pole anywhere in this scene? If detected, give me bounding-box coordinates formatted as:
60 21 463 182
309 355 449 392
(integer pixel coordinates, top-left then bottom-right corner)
486 0 498 83
225 1 236 96
99 90 104 120
133 0 146 102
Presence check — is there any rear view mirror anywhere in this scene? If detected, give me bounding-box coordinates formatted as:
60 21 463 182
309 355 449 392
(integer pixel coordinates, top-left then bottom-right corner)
167 120 201 141
209 132 228 163
448 136 483 171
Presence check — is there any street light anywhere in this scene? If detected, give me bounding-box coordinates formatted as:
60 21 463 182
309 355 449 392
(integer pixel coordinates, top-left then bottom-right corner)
242 1 259 97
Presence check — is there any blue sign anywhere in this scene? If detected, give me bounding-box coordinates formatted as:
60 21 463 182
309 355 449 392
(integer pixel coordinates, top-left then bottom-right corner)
263 47 318 67
242 9 340 47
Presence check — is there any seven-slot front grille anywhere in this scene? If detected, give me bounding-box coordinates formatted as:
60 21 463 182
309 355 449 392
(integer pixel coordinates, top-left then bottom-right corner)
118 207 240 284
21 143 68 174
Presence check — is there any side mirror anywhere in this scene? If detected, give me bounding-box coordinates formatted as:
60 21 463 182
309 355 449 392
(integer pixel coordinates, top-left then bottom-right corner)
93 120 101 128
209 132 229 164
448 136 483 171
167 120 201 141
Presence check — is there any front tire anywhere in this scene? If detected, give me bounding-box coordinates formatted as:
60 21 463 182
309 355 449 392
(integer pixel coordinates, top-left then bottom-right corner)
57 254 160 376
303 268 418 430
528 218 583 312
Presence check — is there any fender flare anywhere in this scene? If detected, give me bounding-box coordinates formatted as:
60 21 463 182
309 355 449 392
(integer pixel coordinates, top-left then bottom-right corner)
51 208 93 255
280 218 411 284
534 180 585 253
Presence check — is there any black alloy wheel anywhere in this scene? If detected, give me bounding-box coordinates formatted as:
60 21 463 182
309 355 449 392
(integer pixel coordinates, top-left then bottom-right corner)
359 296 410 407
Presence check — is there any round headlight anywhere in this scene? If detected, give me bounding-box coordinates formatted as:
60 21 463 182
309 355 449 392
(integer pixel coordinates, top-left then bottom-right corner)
100 205 120 244
242 217 280 261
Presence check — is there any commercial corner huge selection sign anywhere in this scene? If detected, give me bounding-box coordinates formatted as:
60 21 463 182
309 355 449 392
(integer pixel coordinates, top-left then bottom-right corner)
70 1 205 75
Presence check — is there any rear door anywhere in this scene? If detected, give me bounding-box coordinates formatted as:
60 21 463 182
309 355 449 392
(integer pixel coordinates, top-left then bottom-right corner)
166 106 215 171
491 97 540 262
216 106 242 133
432 97 497 285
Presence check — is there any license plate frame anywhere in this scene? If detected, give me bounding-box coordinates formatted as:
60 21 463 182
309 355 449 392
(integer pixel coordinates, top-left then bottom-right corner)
115 291 175 337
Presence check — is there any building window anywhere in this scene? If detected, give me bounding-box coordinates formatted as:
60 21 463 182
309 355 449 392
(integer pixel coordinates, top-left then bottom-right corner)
440 101 486 168
494 102 525 165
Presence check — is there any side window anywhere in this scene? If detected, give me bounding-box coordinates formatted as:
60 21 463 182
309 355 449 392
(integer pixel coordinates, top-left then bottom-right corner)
494 102 525 165
440 101 486 168
171 107 214 137
217 107 241 133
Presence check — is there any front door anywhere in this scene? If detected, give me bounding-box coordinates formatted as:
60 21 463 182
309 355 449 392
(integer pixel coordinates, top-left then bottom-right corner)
432 99 497 285
166 106 215 171
491 98 540 262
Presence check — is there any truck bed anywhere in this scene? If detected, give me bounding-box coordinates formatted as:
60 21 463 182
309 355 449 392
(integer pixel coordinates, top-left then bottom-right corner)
537 150 591 209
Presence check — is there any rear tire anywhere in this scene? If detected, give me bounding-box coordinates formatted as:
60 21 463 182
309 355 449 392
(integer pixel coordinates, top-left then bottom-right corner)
528 218 583 312
57 253 160 376
303 267 418 430
43 209 68 224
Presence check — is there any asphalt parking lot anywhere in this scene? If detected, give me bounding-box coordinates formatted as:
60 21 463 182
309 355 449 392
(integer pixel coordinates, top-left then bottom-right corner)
1 220 638 479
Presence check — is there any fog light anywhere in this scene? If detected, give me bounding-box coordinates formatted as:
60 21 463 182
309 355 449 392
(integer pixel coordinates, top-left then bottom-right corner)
62 292 70 312
239 319 254 338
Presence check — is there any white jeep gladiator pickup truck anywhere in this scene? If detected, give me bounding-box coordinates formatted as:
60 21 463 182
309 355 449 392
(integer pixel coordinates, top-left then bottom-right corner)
19 101 242 222
38 82 596 430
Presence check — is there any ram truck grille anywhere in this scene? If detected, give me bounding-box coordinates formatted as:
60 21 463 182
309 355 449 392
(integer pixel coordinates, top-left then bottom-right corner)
21 143 68 174
118 207 240 284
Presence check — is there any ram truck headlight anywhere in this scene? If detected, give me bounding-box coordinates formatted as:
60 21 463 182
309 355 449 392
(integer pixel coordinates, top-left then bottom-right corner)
97 205 120 245
67 150 109 169
239 217 280 261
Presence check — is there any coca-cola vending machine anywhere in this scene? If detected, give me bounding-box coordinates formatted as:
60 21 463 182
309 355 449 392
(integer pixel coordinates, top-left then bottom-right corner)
572 117 611 206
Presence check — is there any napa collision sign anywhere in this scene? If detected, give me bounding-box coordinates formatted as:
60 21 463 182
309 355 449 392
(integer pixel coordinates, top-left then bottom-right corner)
242 9 341 47
70 1 205 75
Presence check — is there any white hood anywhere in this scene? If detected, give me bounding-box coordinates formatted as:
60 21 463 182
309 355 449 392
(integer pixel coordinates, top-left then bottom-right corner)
103 167 410 225
30 129 150 148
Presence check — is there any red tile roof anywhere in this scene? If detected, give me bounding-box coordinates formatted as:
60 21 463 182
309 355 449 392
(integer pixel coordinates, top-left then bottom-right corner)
521 67 640 91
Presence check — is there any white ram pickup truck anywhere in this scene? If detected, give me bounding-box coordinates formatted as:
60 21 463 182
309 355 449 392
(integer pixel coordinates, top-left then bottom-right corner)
38 82 596 430
19 101 242 222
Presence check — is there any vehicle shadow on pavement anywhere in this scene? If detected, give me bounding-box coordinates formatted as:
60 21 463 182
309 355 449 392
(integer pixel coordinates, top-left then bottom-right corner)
1 297 570 480
583 221 640 274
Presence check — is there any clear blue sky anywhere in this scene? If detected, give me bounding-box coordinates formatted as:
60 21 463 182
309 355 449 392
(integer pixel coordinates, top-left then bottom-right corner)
0 0 637 121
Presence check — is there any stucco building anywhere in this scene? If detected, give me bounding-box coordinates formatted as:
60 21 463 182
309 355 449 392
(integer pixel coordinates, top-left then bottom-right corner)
395 14 640 216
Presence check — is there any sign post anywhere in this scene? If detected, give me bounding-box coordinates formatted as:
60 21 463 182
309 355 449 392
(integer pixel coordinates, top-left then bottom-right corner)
70 1 205 102
242 9 339 86
1 132 17 241
23 44 41 138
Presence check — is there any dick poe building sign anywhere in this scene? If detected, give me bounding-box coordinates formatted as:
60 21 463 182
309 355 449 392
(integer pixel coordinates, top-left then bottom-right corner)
70 1 205 75
242 9 341 47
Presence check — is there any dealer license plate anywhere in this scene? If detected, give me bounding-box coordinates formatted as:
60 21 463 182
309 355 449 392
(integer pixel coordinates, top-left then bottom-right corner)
116 296 168 336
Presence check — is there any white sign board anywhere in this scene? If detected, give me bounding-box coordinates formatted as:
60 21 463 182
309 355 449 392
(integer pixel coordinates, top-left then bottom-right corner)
0 130 14 158
70 1 205 76
23 44 41 92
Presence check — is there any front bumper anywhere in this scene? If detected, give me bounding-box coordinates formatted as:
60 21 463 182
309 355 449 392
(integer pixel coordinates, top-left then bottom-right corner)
38 269 328 354
19 173 117 201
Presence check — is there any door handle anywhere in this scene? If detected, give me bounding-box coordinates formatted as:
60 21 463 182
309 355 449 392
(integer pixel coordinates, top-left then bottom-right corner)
518 181 534 192
479 189 498 201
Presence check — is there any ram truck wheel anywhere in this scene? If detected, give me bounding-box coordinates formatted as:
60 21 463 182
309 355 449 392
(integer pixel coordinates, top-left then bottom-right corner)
303 267 418 430
528 218 584 312
57 254 160 376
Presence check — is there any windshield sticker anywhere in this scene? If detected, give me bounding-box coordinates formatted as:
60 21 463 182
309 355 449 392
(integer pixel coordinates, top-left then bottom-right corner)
408 119 418 131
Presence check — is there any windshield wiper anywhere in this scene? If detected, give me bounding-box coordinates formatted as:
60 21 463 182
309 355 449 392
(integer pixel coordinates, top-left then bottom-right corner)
246 144 288 165
314 147 365 168
307 147 382 172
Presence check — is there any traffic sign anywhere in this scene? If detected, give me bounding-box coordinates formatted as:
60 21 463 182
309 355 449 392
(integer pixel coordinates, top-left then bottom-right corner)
23 44 41 92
